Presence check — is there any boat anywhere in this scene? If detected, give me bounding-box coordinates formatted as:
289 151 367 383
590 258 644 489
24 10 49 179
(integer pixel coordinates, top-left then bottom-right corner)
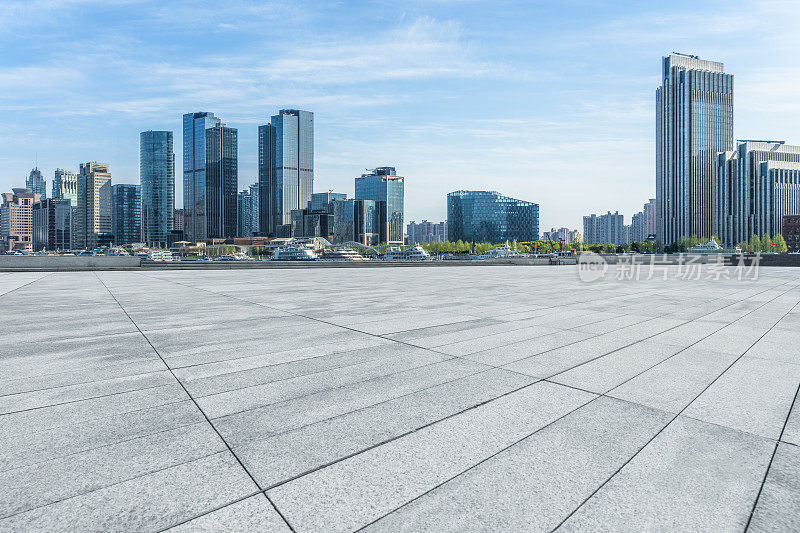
382 245 430 261
272 246 318 261
474 242 523 260
321 248 368 261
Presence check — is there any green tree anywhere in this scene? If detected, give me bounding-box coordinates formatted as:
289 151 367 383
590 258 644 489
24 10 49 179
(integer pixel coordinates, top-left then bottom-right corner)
711 235 721 245
737 241 747 253
774 234 788 253
761 233 772 252
748 234 761 253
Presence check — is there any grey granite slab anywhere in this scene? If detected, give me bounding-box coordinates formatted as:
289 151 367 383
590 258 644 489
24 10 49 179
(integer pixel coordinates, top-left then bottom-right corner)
267 381 595 532
166 495 291 532
557 416 774 532
363 397 672 532
748 443 800 532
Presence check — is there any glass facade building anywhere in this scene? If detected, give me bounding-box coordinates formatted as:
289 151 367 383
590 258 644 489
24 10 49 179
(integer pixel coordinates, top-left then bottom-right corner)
52 168 78 206
258 109 314 236
237 183 259 237
354 167 404 244
183 112 221 242
447 190 539 243
656 54 734 244
140 131 175 247
112 184 141 245
26 167 46 199
205 124 238 239
333 199 378 245
33 198 72 251
715 141 800 245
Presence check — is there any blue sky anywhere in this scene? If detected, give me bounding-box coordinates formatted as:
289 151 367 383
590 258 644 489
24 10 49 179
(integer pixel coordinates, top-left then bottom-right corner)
1 0 799 232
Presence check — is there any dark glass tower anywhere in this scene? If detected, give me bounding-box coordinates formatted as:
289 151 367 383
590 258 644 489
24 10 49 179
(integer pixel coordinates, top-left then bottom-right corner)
183 112 221 242
205 125 238 239
140 130 175 247
355 167 404 244
258 109 314 236
111 183 141 245
26 167 46 198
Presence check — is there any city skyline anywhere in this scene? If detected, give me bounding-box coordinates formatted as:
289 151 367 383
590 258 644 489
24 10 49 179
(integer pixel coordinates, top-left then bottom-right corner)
2 1 799 232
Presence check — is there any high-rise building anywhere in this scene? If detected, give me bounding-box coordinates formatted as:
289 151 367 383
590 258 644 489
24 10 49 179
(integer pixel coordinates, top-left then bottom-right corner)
75 162 112 249
52 169 78 206
447 190 539 243
140 130 175 247
112 184 141 245
205 124 238 239
237 183 259 237
715 141 800 245
407 220 447 244
258 109 314 236
32 198 72 251
631 211 646 243
543 227 571 243
183 111 221 242
583 211 625 245
310 192 346 212
333 199 378 245
26 167 46 199
643 198 656 239
173 208 184 232
1 188 40 252
656 53 734 244
355 167 404 244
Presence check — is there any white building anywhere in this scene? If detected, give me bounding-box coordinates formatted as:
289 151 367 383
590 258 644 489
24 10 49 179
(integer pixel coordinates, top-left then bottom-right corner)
407 220 447 244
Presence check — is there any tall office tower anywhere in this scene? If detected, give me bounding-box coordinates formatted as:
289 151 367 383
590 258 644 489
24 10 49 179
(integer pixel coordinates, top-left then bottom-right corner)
355 167 405 244
26 167 46 199
1 188 40 252
75 162 112 249
237 183 259 237
448 190 539 243
173 208 184 232
643 198 656 238
205 124 238 239
715 141 800 245
582 211 625 245
111 184 141 245
631 211 646 242
140 131 175 247
333 199 378 245
656 53 734 244
258 109 314 236
183 112 221 242
32 198 72 251
52 169 78 206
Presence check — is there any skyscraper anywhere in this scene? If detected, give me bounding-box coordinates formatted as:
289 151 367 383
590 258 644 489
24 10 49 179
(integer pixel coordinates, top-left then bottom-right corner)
656 53 734 244
582 211 625 245
52 168 78 206
112 184 141 245
32 198 72 251
715 141 800 245
183 112 221 242
355 167 405 244
643 198 656 239
75 162 112 249
140 130 175 247
447 190 539 243
206 124 238 239
26 167 46 198
237 183 259 237
258 109 314 236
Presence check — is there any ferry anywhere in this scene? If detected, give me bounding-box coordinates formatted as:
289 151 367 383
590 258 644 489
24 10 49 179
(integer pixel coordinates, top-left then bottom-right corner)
474 242 523 260
321 248 368 261
382 245 430 261
272 246 318 261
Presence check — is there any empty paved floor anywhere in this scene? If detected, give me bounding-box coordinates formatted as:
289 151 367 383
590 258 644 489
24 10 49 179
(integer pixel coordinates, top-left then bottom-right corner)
0 265 798 532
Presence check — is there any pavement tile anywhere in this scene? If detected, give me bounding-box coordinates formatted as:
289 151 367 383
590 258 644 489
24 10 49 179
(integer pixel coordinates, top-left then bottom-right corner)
748 443 800 532
166 495 291 532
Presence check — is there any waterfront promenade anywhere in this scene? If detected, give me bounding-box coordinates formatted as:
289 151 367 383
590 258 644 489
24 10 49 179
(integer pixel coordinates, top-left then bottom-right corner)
1 266 798 531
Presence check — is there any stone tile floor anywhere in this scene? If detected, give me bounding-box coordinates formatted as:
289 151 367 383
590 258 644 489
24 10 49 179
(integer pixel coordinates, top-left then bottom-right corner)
0 265 798 532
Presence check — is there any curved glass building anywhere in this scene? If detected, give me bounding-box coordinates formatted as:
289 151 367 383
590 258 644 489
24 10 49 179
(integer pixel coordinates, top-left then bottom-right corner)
447 190 539 243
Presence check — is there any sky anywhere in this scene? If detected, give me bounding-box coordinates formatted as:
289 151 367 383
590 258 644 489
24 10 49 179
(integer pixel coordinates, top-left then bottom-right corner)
1 0 799 232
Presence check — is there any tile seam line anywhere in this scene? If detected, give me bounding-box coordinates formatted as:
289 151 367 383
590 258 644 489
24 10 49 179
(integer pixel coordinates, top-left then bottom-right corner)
92 273 296 533
351 390 602 532
550 289 800 532
543 278 800 394
0 272 52 298
0 449 231 522
744 367 800 530
255 373 544 492
444 278 784 363
0 368 176 400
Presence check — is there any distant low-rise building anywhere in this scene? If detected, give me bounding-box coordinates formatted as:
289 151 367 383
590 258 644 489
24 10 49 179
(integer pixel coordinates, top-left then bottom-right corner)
1 188 40 252
447 190 539 243
33 198 72 251
407 220 447 244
